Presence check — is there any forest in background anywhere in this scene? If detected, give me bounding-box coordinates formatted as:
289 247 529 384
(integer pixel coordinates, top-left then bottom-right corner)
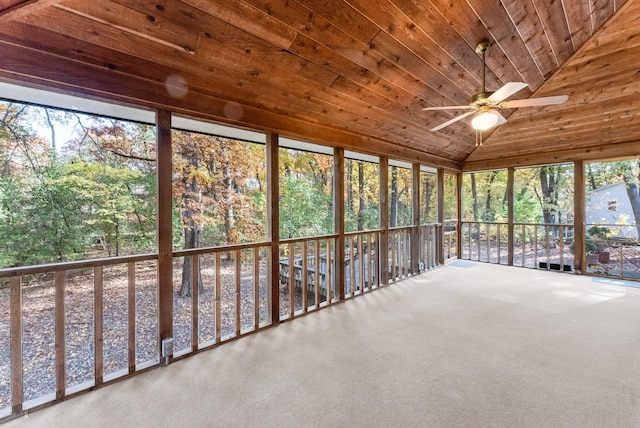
0 101 433 276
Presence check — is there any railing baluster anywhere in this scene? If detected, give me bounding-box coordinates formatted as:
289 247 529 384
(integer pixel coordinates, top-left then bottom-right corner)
288 243 294 317
497 224 501 264
235 250 241 337
191 254 199 349
55 271 65 401
314 240 320 307
521 224 526 267
545 225 550 269
94 266 104 385
349 236 355 295
10 276 23 414
253 248 260 330
302 241 308 312
326 239 333 303
215 252 221 344
533 226 538 269
127 262 136 373
559 225 564 269
390 232 396 282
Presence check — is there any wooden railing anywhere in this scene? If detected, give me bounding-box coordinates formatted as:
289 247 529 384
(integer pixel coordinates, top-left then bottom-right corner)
344 230 381 297
388 226 413 282
171 241 272 356
583 223 640 279
278 235 337 319
0 253 158 417
460 221 575 271
419 224 439 271
0 228 444 419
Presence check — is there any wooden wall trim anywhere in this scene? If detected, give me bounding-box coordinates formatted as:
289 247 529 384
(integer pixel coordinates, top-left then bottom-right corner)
156 109 173 353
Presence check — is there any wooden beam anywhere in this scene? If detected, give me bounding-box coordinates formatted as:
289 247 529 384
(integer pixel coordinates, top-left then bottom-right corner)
266 133 280 323
156 109 173 357
573 160 586 274
0 0 59 22
0 41 461 169
379 156 389 285
334 147 345 301
463 139 640 171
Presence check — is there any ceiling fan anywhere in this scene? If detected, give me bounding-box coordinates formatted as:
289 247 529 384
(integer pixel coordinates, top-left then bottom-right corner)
424 41 568 133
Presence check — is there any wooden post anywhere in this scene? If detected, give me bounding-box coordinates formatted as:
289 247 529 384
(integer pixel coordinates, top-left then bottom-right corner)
412 163 421 274
507 167 515 266
334 147 345 300
379 156 389 284
456 172 463 260
574 160 586 274
266 133 280 323
436 168 445 265
156 109 173 356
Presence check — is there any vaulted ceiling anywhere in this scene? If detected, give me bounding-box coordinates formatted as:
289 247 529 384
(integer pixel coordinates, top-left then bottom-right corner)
0 0 638 170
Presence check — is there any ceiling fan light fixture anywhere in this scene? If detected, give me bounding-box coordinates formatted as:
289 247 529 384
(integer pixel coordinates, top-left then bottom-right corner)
471 109 499 130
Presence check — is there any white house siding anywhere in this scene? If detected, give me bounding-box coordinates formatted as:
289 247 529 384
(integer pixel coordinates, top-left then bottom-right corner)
585 181 638 238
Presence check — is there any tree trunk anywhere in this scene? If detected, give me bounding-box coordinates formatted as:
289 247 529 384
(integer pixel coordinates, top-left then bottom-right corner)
390 167 398 228
539 166 558 225
179 143 204 298
423 175 434 223
220 140 236 259
622 162 640 237
470 173 478 221
357 161 365 231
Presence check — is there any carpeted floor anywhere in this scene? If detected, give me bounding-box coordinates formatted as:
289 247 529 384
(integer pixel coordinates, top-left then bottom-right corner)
5 263 640 427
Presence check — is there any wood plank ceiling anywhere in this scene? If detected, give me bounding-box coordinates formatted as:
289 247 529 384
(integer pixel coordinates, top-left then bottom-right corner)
0 0 637 170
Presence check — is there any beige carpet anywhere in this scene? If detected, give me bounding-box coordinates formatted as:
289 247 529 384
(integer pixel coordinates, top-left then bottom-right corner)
6 263 640 427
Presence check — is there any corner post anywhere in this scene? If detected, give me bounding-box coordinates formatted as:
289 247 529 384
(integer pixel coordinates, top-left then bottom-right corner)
267 133 280 322
334 147 345 300
156 109 173 357
573 160 585 274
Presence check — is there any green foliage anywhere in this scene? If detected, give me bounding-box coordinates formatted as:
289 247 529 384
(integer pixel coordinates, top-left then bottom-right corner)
280 175 333 238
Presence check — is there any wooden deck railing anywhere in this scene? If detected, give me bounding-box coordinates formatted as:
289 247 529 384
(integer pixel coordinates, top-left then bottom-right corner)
459 221 575 270
0 228 445 419
0 253 158 417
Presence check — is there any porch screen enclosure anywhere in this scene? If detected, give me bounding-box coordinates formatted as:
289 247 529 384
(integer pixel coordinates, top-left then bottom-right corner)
0 92 442 419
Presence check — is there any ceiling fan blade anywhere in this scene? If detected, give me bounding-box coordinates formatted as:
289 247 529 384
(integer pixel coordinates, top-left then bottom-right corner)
423 105 475 111
487 82 529 103
494 110 507 126
430 110 477 132
500 95 569 108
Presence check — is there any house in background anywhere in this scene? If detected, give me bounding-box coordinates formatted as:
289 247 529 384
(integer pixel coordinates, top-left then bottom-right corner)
586 181 638 238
